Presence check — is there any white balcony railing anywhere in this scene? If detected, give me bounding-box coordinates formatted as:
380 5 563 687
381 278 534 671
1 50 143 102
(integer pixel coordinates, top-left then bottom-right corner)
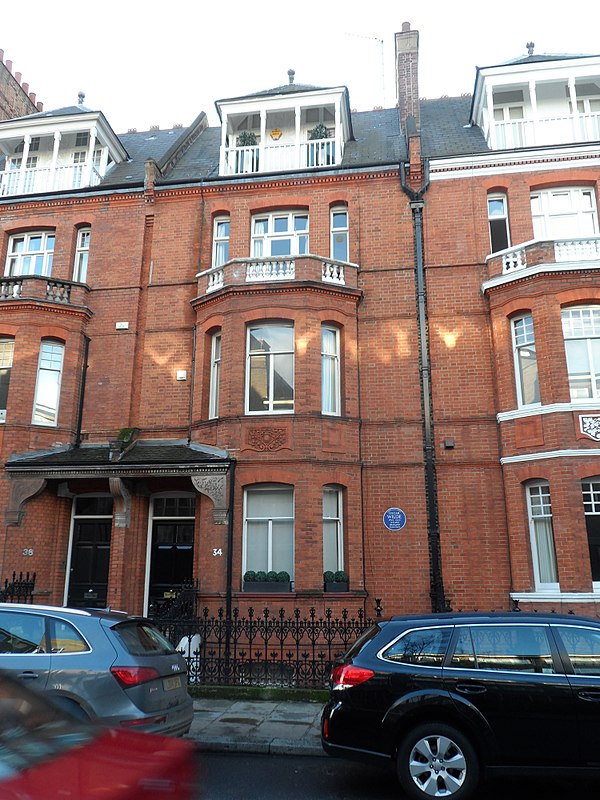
493 112 600 149
500 236 600 274
0 164 102 197
222 138 337 176
200 255 350 294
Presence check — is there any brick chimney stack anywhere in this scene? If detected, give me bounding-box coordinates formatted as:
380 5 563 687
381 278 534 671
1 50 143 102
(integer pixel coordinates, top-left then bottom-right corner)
395 21 420 133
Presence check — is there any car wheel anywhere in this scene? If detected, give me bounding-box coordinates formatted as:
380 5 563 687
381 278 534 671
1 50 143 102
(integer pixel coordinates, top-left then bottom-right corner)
397 722 479 800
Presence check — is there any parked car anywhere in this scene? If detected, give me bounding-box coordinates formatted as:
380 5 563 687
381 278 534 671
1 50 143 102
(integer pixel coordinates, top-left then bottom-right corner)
0 669 195 799
0 603 193 736
321 612 600 800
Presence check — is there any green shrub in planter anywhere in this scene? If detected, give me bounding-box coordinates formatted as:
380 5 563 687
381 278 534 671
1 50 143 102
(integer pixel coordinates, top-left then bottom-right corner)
276 571 291 582
255 571 267 582
237 130 257 146
334 570 349 583
307 123 329 141
323 571 335 584
324 569 349 592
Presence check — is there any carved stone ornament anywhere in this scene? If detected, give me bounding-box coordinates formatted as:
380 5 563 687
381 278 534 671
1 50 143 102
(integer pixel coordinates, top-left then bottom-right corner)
191 473 228 524
6 478 47 525
247 427 287 451
580 415 600 442
109 477 132 528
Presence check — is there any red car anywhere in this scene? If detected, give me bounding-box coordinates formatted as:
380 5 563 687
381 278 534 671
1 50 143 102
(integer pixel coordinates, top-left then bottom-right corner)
0 671 196 799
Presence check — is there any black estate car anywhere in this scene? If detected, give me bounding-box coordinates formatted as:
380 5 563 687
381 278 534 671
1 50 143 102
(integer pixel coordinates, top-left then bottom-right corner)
321 612 600 800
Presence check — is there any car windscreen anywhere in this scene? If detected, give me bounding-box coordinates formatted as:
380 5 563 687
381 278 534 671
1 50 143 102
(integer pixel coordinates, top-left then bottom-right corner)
112 621 177 656
0 675 95 780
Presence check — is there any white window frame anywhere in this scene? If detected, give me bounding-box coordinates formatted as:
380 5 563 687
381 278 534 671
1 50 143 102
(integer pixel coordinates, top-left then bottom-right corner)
32 340 64 426
330 206 349 262
321 325 341 416
511 314 540 408
0 337 14 423
323 486 344 573
246 322 294 415
526 482 559 592
251 211 309 258
209 332 221 420
5 231 55 277
73 227 91 282
582 479 600 591
242 485 294 580
487 193 511 253
561 306 600 402
531 187 599 239
212 216 230 267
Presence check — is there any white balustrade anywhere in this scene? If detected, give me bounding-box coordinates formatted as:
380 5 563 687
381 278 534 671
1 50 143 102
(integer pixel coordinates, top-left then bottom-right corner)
322 262 345 283
555 238 600 262
502 249 527 273
246 260 295 282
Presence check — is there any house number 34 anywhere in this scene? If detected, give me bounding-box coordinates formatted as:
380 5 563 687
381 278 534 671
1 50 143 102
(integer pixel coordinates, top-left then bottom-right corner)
212 548 223 557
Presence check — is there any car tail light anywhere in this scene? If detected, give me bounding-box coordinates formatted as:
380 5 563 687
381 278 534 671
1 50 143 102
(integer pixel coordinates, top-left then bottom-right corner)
110 666 160 687
120 714 167 728
331 663 374 688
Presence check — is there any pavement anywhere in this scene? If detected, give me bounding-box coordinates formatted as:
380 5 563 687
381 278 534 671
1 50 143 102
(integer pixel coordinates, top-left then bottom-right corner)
185 697 325 756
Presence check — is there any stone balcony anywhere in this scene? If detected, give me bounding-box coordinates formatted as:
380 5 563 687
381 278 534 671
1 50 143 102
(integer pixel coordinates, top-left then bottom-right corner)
0 275 89 306
485 236 600 285
196 255 358 296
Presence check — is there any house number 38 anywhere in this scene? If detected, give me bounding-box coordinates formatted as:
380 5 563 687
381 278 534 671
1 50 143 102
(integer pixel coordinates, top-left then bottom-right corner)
212 548 223 557
22 548 34 556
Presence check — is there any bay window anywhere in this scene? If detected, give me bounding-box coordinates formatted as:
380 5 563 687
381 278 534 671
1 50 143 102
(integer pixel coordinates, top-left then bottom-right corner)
0 338 14 422
531 187 598 239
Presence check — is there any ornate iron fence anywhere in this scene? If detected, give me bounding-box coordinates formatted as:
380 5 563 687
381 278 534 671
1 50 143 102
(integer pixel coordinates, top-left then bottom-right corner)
0 571 36 603
150 583 372 689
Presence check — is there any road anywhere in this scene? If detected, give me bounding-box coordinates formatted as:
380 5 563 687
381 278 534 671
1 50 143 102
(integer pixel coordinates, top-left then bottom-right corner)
191 752 597 799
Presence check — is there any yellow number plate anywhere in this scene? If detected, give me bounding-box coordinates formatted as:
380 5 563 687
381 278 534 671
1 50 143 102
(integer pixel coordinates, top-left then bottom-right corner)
163 675 181 691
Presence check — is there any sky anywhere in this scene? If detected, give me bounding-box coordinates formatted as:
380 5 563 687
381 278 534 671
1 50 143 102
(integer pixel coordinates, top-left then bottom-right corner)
3 1 600 135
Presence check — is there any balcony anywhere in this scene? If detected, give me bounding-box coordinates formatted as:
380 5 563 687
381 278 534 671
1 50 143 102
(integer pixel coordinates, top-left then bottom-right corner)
0 275 89 306
0 164 102 197
196 255 358 296
485 236 600 281
222 138 336 176
492 112 600 149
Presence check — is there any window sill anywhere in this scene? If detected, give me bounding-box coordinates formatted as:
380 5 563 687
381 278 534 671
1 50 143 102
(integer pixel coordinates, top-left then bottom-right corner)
511 590 600 603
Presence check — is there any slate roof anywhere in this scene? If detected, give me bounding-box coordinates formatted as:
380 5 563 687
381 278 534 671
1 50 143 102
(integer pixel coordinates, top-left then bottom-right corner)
5 439 230 471
420 96 489 158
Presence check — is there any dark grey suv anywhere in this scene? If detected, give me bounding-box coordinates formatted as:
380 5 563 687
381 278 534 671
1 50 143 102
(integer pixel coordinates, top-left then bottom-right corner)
0 603 193 736
322 612 600 800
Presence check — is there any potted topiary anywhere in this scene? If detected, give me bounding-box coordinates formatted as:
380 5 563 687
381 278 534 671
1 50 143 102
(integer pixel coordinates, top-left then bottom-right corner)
237 130 257 146
235 130 258 173
307 123 329 141
306 123 331 167
243 569 291 592
324 570 349 592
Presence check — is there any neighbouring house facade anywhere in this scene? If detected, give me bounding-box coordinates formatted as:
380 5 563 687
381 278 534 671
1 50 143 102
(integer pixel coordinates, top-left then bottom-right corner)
0 51 41 121
0 24 599 620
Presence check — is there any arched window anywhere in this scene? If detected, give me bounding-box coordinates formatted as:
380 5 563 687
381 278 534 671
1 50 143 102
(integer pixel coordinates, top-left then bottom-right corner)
209 331 221 419
246 322 294 414
526 482 558 591
212 216 230 267
511 314 540 407
243 485 294 580
0 337 15 422
487 193 510 253
32 339 64 426
323 486 344 574
561 306 600 401
321 325 341 415
73 227 91 282
330 206 349 261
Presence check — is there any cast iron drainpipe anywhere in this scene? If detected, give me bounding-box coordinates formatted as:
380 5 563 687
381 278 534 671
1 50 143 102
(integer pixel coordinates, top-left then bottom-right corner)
224 460 236 664
400 159 449 614
74 335 90 447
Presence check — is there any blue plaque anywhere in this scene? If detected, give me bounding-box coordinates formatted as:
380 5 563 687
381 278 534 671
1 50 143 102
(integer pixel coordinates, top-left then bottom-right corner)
383 507 407 531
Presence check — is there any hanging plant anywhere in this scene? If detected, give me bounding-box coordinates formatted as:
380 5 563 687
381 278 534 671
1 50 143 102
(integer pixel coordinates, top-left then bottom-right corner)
237 130 257 146
307 123 329 141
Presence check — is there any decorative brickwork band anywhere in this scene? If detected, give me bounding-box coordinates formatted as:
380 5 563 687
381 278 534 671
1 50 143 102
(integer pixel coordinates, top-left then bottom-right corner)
5 478 47 525
191 473 228 524
247 427 287 451
109 477 132 528
580 415 600 442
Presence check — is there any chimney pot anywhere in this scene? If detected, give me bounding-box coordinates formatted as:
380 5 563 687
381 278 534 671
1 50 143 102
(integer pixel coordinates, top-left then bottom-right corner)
36 101 44 111
402 21 411 32
22 82 28 94
29 92 36 104
6 60 12 72
15 71 21 83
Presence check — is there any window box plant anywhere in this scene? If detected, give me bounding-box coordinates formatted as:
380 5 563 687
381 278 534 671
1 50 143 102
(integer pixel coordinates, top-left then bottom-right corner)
324 570 349 592
243 570 291 592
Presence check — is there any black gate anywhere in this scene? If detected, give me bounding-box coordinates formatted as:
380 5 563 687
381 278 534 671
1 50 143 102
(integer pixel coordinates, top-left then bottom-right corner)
0 571 36 603
149 582 372 689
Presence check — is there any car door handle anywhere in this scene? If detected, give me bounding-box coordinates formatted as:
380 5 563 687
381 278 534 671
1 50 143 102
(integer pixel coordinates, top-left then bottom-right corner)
577 691 600 702
17 671 40 680
455 683 487 695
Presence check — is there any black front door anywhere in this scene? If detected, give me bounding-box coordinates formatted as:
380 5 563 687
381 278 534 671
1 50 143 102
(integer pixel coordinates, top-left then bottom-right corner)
67 519 111 608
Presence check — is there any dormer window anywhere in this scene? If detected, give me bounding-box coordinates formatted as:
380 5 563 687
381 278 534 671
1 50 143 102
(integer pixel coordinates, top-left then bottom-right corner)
75 132 89 147
15 137 39 153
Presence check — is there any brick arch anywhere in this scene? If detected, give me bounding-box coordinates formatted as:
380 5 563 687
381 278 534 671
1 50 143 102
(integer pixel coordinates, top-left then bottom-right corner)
556 289 600 306
0 325 18 338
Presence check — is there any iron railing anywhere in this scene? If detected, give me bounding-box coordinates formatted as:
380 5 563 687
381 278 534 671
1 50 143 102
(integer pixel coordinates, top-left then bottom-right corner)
0 571 36 603
149 582 372 689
